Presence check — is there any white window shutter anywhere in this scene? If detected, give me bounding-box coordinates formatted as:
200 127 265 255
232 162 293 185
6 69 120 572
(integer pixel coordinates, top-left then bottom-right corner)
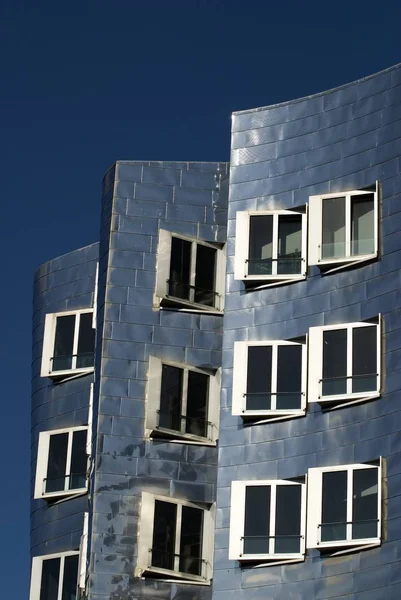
228 481 246 559
207 369 221 442
234 212 249 280
306 468 322 549
232 342 248 415
307 326 323 404
155 229 172 301
145 356 163 432
308 195 322 267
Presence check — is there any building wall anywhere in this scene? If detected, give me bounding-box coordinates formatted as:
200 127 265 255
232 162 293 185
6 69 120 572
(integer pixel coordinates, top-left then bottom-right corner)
31 243 98 557
87 160 229 600
214 64 401 599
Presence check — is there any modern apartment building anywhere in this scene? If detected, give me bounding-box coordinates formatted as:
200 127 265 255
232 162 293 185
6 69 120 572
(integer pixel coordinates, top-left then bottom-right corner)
31 63 401 600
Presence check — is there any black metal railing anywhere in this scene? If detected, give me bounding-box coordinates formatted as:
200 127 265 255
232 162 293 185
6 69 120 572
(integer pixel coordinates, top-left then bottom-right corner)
156 410 212 439
43 472 87 495
318 519 379 543
149 548 207 578
241 534 303 555
246 256 303 276
166 279 220 308
243 391 303 411
50 352 94 372
319 373 378 397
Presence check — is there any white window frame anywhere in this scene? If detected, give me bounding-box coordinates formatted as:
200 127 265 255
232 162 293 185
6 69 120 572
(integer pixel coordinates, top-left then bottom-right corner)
41 309 95 379
229 479 306 563
136 492 215 583
77 512 89 594
232 340 307 420
307 461 382 552
145 356 220 444
308 183 379 270
308 319 381 408
154 229 225 312
34 426 89 500
30 551 80 600
234 209 307 284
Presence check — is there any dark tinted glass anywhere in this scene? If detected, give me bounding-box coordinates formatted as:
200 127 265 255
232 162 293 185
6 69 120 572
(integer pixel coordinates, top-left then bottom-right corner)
277 215 302 275
277 345 302 409
322 197 346 259
152 501 177 570
179 506 204 576
195 244 216 306
321 471 347 542
351 194 375 256
275 485 302 553
159 365 183 431
248 215 273 275
186 371 209 438
76 313 95 368
244 486 270 554
246 346 272 410
40 558 60 600
322 329 347 396
53 315 75 371
69 430 87 490
352 326 377 393
169 237 191 300
61 555 79 600
46 433 68 493
353 468 378 540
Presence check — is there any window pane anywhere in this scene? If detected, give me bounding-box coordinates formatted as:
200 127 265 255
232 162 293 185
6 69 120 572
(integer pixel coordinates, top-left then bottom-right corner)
169 237 191 300
321 471 347 542
322 329 347 396
352 326 377 393
351 194 375 256
277 345 302 409
186 371 209 438
40 558 60 600
278 215 302 275
353 468 378 540
159 366 183 431
69 430 87 490
322 197 346 259
62 555 79 600
244 486 270 554
246 346 272 410
46 433 68 493
152 501 177 571
53 315 75 371
248 216 273 275
195 244 216 307
76 313 95 369
275 485 302 554
179 506 204 576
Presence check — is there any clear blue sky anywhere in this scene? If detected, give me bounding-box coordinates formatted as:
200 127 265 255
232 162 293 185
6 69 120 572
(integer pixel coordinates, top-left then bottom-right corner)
0 0 400 596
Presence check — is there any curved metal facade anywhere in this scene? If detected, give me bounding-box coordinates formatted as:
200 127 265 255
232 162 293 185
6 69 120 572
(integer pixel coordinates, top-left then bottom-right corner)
214 64 401 599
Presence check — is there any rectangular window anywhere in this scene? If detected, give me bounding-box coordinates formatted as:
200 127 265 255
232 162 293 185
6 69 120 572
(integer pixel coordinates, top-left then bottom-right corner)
136 493 214 582
234 209 307 283
30 552 79 600
155 230 225 311
41 310 95 378
232 340 306 419
308 320 380 406
146 357 220 444
229 480 306 562
308 185 378 270
35 427 88 499
307 463 381 550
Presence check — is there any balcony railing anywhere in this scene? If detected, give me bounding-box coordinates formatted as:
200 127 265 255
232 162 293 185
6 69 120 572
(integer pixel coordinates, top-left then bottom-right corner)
246 255 304 276
318 519 379 543
156 410 213 440
148 548 207 578
43 472 87 495
243 391 303 411
240 534 303 555
319 373 378 397
166 279 221 310
50 352 94 373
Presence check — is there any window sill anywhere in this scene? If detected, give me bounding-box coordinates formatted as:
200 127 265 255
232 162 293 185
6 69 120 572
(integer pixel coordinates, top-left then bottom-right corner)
135 566 210 584
316 391 380 409
234 553 304 565
44 367 94 381
148 428 217 446
157 295 223 313
240 410 305 422
316 538 380 553
37 487 88 501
